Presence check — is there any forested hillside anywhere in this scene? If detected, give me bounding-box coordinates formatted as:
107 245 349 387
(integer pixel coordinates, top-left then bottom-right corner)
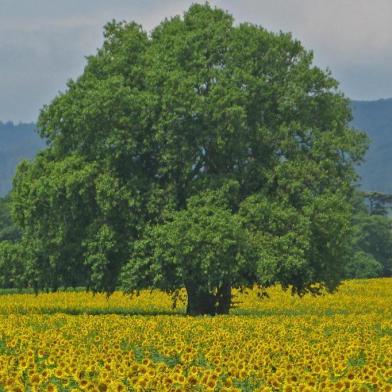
0 122 45 196
0 99 392 196
352 99 392 193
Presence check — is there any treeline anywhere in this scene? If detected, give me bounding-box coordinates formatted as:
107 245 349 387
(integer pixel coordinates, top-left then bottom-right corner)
349 192 392 278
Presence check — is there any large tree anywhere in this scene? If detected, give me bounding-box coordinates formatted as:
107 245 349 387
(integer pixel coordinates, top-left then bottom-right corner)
12 4 367 313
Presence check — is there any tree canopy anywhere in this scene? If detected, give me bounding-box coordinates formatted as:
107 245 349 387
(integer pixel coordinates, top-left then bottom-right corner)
12 4 367 314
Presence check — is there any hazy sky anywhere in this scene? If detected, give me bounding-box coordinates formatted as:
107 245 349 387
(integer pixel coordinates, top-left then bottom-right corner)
1 0 392 122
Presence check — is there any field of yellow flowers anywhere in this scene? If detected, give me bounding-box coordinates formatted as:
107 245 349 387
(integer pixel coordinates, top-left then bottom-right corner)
0 279 391 391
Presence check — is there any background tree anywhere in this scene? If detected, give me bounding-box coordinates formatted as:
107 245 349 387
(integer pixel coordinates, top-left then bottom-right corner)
345 251 382 279
346 191 392 278
353 215 392 277
12 4 367 313
363 191 392 216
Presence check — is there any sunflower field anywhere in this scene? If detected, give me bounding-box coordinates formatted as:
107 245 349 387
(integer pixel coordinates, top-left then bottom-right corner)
0 278 391 391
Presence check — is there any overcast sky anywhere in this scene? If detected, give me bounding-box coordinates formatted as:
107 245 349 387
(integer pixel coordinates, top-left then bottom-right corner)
1 0 392 122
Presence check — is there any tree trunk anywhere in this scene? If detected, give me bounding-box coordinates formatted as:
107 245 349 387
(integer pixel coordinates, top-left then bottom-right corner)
185 283 216 316
185 282 232 316
216 283 232 315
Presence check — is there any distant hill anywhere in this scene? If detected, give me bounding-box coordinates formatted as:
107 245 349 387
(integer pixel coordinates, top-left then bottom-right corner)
351 99 392 194
0 99 392 196
0 122 45 196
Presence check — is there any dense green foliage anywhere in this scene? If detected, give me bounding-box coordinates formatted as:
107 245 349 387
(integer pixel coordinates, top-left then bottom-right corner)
121 183 249 315
0 241 25 289
345 251 382 279
346 191 392 279
0 100 389 211
10 4 367 314
0 196 23 289
0 195 19 242
1 101 390 199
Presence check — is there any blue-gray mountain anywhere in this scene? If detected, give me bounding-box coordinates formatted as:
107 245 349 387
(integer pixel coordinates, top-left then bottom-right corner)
0 98 391 196
0 122 45 196
351 99 392 194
